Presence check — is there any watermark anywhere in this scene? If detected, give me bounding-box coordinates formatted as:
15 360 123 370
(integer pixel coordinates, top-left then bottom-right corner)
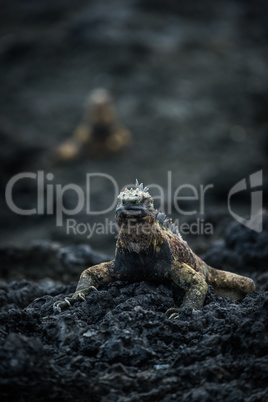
228 170 263 233
5 172 119 226
5 171 213 226
66 218 213 239
66 218 118 239
5 169 263 235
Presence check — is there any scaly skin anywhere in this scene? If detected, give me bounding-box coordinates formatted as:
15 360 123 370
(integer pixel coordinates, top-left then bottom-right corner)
53 181 255 318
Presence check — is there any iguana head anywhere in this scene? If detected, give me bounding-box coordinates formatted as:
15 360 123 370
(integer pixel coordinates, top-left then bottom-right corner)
116 180 155 223
84 88 116 125
115 180 181 250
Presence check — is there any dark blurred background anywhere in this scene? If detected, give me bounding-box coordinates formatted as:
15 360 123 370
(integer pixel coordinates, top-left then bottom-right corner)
0 0 267 255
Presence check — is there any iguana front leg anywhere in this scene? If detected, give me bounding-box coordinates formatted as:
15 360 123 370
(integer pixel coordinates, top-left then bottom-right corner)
53 261 116 312
166 261 208 319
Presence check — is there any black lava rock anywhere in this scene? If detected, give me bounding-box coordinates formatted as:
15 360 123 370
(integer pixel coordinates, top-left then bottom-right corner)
0 269 267 401
203 211 268 281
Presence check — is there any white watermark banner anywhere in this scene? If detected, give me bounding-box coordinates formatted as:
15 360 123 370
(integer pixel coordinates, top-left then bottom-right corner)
5 170 263 235
65 217 213 239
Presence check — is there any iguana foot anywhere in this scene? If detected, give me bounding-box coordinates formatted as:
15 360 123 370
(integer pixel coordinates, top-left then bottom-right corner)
166 307 182 319
53 297 74 313
53 287 98 313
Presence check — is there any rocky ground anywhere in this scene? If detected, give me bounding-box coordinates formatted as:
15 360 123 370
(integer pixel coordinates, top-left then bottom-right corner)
0 217 267 401
0 0 267 401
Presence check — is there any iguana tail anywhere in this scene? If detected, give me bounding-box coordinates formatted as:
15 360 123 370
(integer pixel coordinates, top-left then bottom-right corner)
206 266 255 301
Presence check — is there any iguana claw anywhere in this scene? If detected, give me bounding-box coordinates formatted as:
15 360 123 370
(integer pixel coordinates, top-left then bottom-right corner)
166 307 181 319
53 297 74 313
53 286 98 313
85 286 98 294
64 297 72 307
53 303 62 313
77 293 86 301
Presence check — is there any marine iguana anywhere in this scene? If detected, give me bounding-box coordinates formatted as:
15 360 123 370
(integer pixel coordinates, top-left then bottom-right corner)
55 88 131 161
53 180 255 318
